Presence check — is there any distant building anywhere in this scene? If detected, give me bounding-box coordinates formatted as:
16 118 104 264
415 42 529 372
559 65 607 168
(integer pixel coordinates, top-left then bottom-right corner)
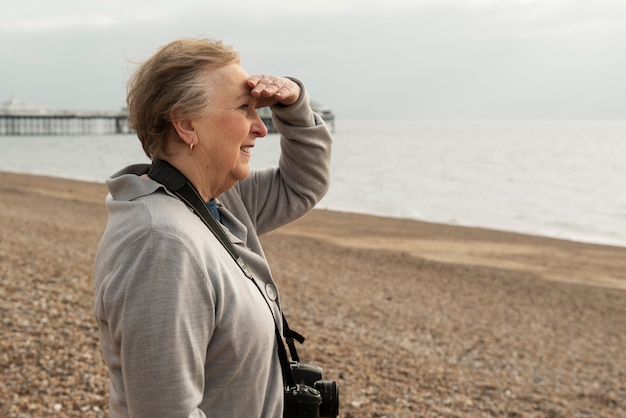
0 97 53 116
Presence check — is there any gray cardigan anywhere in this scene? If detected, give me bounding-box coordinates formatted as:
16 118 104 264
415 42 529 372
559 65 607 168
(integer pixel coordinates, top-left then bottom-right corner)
93 82 332 418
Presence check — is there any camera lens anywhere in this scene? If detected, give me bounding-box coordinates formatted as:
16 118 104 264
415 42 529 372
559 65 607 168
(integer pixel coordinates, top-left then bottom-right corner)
314 380 339 418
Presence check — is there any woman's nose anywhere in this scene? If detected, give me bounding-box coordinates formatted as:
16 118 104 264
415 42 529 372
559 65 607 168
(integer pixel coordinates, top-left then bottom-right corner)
251 112 268 138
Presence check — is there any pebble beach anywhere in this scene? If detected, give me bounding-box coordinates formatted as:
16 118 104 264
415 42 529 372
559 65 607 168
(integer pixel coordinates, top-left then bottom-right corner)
1 171 625 417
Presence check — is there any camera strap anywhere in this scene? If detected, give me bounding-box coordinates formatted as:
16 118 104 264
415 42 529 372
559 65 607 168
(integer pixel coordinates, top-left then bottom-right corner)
148 159 302 389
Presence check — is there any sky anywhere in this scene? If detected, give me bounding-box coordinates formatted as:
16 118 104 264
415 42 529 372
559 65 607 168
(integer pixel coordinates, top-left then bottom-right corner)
1 0 625 120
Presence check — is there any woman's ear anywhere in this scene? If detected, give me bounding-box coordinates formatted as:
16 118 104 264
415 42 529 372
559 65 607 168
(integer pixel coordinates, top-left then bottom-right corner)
171 119 196 146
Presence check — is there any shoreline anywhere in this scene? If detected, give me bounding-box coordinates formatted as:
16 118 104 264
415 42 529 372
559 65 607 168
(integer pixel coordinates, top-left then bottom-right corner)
280 207 626 291
316 204 626 251
2 170 626 290
2 171 625 416
4 168 625 250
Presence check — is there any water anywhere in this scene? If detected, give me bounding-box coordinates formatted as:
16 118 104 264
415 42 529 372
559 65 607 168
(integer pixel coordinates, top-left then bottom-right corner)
1 119 624 247
322 120 626 247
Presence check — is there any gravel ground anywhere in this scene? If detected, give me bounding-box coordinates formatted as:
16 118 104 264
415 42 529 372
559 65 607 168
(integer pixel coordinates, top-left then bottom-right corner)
1 172 625 417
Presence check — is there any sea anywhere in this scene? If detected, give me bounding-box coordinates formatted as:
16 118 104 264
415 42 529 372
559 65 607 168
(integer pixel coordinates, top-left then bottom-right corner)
1 119 625 248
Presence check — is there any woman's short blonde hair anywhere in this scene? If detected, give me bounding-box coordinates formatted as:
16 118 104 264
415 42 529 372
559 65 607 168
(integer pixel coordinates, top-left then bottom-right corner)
127 38 240 159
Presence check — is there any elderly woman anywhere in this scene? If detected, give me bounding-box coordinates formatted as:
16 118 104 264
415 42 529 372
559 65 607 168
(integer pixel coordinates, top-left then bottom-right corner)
93 38 332 417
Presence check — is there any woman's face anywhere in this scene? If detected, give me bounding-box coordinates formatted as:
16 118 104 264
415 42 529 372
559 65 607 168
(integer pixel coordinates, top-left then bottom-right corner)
191 63 268 195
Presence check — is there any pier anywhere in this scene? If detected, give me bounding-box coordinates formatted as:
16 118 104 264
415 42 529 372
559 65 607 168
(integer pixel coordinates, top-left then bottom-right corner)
0 111 130 136
0 99 334 136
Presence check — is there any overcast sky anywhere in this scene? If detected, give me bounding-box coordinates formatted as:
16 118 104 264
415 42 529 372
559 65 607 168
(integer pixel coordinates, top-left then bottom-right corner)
2 0 625 120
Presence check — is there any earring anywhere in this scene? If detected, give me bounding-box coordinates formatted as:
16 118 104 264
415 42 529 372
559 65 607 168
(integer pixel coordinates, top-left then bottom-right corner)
189 143 195 155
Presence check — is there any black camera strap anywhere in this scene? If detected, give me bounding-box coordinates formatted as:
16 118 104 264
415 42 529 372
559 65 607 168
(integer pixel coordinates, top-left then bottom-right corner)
148 159 303 389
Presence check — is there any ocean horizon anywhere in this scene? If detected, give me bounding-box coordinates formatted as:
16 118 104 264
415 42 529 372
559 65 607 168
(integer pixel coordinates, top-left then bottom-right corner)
1 119 625 248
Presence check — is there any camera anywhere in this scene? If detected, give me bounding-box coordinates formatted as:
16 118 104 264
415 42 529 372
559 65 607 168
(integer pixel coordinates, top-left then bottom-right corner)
284 361 339 418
